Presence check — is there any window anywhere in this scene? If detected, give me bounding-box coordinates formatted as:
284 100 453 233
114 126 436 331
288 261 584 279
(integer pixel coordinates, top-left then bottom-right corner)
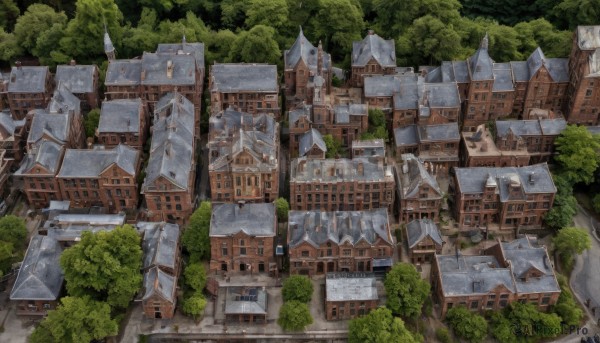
358 249 365 257
327 249 332 256
343 249 351 256
301 250 309 257
221 243 228 256
470 301 479 309
240 247 247 255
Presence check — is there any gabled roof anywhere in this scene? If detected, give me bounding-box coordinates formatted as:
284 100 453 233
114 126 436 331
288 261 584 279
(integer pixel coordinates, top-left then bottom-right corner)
0 110 25 138
10 236 63 301
8 66 48 93
352 32 396 67
289 104 312 125
399 153 442 200
211 64 278 93
55 65 97 93
406 219 444 249
28 111 72 146
224 287 267 315
105 59 142 86
333 103 367 123
141 52 196 86
142 267 176 302
284 28 331 71
288 208 393 248
143 93 194 191
210 203 276 237
468 34 494 81
526 48 569 82
577 26 600 50
156 41 205 68
47 82 81 116
14 140 63 176
290 157 393 183
98 98 143 134
326 273 378 302
139 222 180 270
364 75 400 97
299 128 326 157
492 63 514 92
57 144 139 178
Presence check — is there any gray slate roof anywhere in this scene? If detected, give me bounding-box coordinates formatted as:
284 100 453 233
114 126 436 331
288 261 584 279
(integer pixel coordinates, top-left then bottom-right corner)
501 236 560 294
325 273 378 302
496 118 567 138
290 157 393 183
406 219 444 249
299 128 326 157
334 103 367 123
526 48 569 82
142 267 176 302
289 104 312 125
417 123 460 142
210 203 276 237
143 93 195 191
284 28 331 71
225 287 267 315
352 33 396 67
435 254 516 296
394 125 419 147
45 214 125 241
492 63 514 92
352 139 385 158
156 42 205 68
47 82 81 116
364 75 399 97
10 236 64 301
105 60 142 86
57 144 139 178
211 64 278 93
28 111 72 146
141 53 196 86
0 110 25 138
468 35 494 81
455 164 556 200
8 66 48 93
14 140 63 175
55 65 96 93
392 75 422 109
98 98 143 134
139 222 180 270
399 153 442 200
288 208 393 248
424 83 461 108
577 26 600 49
510 61 529 82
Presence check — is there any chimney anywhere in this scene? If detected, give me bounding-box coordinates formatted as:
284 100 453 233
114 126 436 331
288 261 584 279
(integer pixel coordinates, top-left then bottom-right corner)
238 201 244 209
15 61 22 69
357 162 364 176
167 60 174 79
528 172 535 184
70 59 76 66
317 40 324 76
141 69 146 81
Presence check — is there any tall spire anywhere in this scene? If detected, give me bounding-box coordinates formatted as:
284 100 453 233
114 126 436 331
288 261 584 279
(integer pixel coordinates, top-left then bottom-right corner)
103 23 116 61
317 40 323 76
480 32 489 50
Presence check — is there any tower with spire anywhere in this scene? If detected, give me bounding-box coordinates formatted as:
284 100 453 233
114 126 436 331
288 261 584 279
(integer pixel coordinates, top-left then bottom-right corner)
104 25 116 61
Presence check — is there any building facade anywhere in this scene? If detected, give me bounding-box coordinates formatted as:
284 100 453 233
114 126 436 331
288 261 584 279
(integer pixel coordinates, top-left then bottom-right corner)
97 98 147 149
55 63 100 110
7 64 52 119
325 273 379 321
351 31 396 87
406 219 444 263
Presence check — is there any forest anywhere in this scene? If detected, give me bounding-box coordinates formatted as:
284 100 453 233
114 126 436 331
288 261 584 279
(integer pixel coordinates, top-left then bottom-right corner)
0 0 598 72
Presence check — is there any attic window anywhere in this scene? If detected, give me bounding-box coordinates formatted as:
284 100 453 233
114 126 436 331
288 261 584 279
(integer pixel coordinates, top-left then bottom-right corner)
169 171 176 178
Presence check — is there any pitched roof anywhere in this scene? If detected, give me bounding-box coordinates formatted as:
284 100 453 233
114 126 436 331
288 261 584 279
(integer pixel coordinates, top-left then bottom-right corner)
210 64 278 93
363 75 400 97
492 63 514 92
352 33 396 67
0 110 25 138
284 28 331 71
27 111 72 146
138 222 180 270
417 123 460 142
333 103 368 123
394 125 419 147
468 34 494 81
141 53 196 86
14 140 63 175
406 219 444 249
45 214 125 241
8 66 48 93
299 128 326 157
224 287 267 315
98 98 143 134
210 203 276 237
577 26 600 50
290 157 393 183
288 208 393 248
398 153 442 200
55 65 97 93
10 236 63 301
105 59 142 86
142 267 176 302
47 82 81 116
143 93 195 191
510 61 529 82
326 273 378 302
156 41 205 68
57 144 139 178
289 104 312 125
496 118 567 138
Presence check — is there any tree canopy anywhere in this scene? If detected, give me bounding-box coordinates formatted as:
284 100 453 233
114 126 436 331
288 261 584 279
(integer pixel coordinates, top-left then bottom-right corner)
60 225 142 308
182 201 211 262
228 25 281 66
30 296 118 343
553 227 592 258
554 125 600 185
184 263 207 292
282 275 313 303
0 215 27 248
446 306 488 343
348 307 423 343
544 175 577 230
278 300 313 331
384 263 430 318
323 134 343 158
182 293 207 320
274 197 290 222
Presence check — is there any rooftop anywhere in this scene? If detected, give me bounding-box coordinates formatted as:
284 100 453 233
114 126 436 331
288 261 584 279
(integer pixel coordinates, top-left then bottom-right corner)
417 123 460 142
352 32 396 67
210 64 278 93
333 103 368 123
57 144 139 178
210 203 276 237
462 125 527 158
156 41 205 68
45 213 126 241
284 28 331 71
14 140 63 176
325 273 378 302
141 53 196 86
105 59 142 86
224 287 267 315
398 153 442 200
468 34 495 81
139 222 180 270
8 66 48 93
290 157 393 183
406 219 444 249
577 26 600 50
142 267 176 302
55 65 97 93
98 98 143 134
299 128 326 157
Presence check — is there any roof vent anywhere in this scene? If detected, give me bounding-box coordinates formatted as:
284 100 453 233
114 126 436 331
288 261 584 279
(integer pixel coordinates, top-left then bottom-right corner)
528 172 535 184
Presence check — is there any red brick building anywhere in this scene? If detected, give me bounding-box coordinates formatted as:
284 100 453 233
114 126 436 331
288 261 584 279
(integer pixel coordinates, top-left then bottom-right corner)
0 110 26 162
55 62 99 111
325 273 379 320
7 64 52 120
287 209 394 275
405 219 444 263
351 31 396 87
97 98 147 149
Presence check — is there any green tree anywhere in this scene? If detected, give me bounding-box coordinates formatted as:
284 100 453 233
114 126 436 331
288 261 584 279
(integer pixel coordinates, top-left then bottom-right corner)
348 307 422 343
245 0 288 30
13 4 67 56
311 0 364 60
504 302 562 340
156 11 208 44
368 108 386 128
489 312 514 343
219 0 248 30
398 16 463 66
544 175 577 230
446 306 488 343
0 215 27 248
278 300 313 331
228 25 281 65
0 29 23 63
184 263 207 292
0 0 19 30
552 274 584 326
282 275 313 303
182 201 211 262
205 29 237 64
60 225 143 308
554 125 600 185
182 293 207 320
30 296 118 343
435 327 453 343
33 21 67 66
513 19 572 58
121 7 161 58
384 263 430 318
323 134 342 158
553 227 591 271
0 240 13 274
84 109 100 139
274 197 290 222
59 0 123 62
551 0 600 30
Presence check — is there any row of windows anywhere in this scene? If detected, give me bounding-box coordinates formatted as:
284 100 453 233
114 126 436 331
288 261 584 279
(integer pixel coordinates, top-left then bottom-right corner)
299 248 387 258
295 183 385 192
